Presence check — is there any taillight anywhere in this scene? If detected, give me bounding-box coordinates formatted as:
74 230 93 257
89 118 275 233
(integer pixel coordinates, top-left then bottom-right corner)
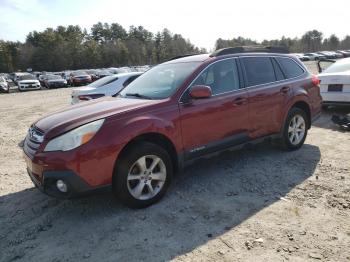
311 75 321 86
78 94 105 101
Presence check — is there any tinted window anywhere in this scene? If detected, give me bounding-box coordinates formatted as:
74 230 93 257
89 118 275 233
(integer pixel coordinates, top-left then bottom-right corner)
192 59 239 95
242 57 276 86
277 57 304 78
123 75 140 87
272 58 285 81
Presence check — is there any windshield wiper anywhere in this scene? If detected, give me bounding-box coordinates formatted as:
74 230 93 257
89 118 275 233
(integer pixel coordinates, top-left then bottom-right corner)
124 93 152 100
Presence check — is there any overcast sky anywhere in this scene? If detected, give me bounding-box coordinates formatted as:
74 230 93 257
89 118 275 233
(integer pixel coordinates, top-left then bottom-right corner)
0 0 349 51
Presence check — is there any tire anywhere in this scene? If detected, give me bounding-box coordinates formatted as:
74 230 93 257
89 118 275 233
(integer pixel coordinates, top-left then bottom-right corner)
113 142 173 208
279 108 308 151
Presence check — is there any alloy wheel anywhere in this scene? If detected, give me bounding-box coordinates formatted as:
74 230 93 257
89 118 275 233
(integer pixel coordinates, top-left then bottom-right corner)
127 155 167 200
288 114 306 145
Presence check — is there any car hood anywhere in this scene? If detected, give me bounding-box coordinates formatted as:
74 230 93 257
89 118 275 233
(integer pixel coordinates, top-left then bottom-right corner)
35 97 162 139
18 79 39 84
48 79 65 83
318 71 350 85
72 75 90 78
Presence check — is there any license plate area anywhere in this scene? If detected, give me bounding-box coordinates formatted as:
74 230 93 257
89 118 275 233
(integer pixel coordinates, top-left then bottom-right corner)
328 84 343 92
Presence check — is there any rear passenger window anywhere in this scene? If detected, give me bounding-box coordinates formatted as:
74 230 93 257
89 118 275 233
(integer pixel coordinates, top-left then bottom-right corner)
272 58 285 81
192 59 240 95
241 57 276 86
276 57 304 78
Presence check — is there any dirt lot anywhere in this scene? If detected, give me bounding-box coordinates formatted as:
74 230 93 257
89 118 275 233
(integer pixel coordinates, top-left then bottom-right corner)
0 68 350 261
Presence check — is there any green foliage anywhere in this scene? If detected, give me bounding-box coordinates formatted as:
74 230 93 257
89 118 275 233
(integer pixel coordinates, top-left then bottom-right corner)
215 30 350 54
2 26 350 73
0 23 203 72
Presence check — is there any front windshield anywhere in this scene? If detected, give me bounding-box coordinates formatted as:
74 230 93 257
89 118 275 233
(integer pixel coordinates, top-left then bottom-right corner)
47 75 62 80
323 59 350 74
19 74 36 80
72 71 87 76
88 75 118 88
119 62 200 99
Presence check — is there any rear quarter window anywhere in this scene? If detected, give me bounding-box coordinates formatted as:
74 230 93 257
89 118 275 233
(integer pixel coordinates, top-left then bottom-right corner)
276 57 304 79
241 57 276 87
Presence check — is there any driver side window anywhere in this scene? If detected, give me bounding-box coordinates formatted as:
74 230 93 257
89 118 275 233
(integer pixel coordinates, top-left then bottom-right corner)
192 59 240 95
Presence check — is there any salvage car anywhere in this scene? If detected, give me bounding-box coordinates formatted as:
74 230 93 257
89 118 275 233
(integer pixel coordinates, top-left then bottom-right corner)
0 76 10 93
304 53 326 61
318 57 350 106
71 72 142 104
70 71 92 86
17 74 41 92
22 46 322 208
43 74 68 89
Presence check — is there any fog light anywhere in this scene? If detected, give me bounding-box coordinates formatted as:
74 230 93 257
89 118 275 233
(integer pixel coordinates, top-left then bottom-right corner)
56 180 68 193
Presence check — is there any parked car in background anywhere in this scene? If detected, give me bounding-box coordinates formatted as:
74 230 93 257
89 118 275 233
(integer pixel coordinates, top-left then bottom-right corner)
85 69 100 82
43 74 68 89
17 73 41 91
71 72 142 104
70 71 92 86
317 51 338 59
318 57 350 106
96 69 113 79
0 76 10 93
22 47 322 208
292 53 310 61
108 67 130 74
336 50 350 58
304 53 326 61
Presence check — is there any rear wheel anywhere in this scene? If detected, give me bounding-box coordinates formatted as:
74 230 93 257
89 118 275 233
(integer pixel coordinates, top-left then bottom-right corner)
280 108 308 150
113 142 173 208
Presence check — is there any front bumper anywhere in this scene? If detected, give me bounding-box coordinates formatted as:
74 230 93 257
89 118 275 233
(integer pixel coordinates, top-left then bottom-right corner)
27 168 92 198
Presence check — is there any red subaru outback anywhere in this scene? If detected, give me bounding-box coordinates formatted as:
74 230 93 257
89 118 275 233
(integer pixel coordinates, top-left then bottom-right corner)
22 47 322 208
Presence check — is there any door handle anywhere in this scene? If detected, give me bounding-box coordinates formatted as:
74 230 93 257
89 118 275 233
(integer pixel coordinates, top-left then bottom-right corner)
280 86 290 94
233 97 247 106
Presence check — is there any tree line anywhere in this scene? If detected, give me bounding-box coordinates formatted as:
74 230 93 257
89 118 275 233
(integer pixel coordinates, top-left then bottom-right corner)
1 27 350 73
216 30 350 53
0 22 206 73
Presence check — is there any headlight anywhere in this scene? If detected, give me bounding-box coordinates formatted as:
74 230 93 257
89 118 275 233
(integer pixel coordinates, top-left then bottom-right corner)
44 119 105 152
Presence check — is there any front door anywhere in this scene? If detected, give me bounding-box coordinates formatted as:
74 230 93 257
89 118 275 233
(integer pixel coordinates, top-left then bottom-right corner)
179 58 249 160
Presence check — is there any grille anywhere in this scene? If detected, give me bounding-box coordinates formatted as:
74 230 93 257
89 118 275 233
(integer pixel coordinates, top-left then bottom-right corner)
23 126 44 158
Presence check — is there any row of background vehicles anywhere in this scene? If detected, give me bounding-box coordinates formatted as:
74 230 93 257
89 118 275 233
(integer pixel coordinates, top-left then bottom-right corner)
293 50 350 61
1 52 349 108
0 66 149 103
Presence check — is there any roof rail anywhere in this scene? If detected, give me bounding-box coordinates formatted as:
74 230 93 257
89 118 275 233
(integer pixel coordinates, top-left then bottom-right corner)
210 46 289 57
167 54 199 61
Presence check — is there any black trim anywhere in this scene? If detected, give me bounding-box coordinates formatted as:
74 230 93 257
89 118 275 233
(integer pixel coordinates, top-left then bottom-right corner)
322 101 350 106
183 133 281 167
210 46 289 57
185 132 250 160
27 169 110 199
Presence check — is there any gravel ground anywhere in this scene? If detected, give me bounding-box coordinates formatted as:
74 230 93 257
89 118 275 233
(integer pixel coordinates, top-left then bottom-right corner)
0 67 350 262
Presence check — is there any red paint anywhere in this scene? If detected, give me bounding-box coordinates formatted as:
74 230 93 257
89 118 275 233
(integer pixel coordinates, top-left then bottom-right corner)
23 53 322 190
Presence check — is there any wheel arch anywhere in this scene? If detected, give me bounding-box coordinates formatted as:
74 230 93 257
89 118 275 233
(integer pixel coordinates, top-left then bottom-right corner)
291 101 311 129
114 132 180 176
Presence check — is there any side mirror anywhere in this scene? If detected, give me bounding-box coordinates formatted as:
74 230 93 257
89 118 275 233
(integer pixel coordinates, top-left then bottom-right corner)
189 85 212 99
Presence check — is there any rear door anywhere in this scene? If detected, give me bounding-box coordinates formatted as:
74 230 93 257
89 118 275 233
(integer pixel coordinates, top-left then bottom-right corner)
240 56 293 138
179 58 249 159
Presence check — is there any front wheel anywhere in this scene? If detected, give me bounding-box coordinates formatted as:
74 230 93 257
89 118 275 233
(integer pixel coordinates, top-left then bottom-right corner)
280 108 308 151
113 142 173 208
